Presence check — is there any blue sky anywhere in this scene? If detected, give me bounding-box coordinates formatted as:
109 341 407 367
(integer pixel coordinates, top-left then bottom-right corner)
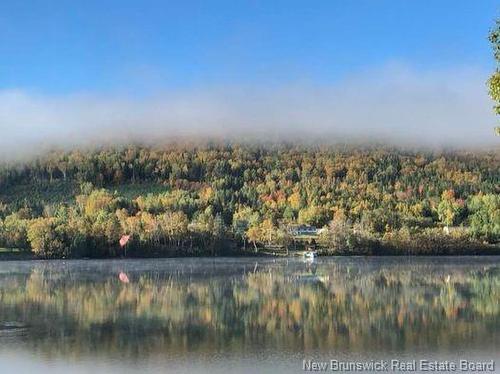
1 0 498 93
0 1 498 153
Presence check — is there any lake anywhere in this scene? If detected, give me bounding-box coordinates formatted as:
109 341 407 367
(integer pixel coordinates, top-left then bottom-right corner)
0 257 499 373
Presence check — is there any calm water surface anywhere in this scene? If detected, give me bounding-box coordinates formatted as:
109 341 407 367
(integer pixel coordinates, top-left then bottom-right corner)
0 257 499 373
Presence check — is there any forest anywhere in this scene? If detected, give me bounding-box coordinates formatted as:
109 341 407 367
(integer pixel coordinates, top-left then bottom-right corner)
0 141 498 258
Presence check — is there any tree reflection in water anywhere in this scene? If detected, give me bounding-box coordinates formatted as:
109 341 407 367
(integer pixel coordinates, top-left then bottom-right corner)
0 257 498 359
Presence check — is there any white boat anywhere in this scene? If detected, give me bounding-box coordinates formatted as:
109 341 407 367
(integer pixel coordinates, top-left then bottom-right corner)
303 251 317 259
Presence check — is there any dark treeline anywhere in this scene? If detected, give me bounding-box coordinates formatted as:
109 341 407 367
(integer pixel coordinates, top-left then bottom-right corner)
0 142 498 257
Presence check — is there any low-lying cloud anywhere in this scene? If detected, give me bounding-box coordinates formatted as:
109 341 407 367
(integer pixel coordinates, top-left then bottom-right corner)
0 64 497 159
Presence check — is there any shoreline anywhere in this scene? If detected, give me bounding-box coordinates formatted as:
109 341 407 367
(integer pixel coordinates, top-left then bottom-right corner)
1 245 499 261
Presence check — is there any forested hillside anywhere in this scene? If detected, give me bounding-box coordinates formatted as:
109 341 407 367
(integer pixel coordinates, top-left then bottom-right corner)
0 142 498 257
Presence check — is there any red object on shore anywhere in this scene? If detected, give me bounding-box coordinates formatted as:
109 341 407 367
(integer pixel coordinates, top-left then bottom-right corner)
118 272 130 283
119 235 130 248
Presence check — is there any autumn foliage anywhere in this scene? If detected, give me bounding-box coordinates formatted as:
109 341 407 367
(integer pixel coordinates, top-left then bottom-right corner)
0 142 498 257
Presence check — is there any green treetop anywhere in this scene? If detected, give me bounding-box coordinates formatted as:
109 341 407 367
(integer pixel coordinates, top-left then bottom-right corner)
488 19 500 135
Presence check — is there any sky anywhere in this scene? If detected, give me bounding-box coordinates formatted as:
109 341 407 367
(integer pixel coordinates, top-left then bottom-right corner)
0 0 499 154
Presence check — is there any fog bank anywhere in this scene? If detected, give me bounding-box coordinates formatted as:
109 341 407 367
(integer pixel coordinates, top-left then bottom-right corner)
0 64 497 159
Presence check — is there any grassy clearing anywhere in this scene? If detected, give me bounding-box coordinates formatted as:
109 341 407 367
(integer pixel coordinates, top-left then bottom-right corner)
110 183 170 200
0 180 170 208
0 180 78 206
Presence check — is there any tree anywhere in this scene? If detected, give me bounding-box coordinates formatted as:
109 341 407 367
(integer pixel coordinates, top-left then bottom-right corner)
298 205 330 227
232 206 260 247
488 19 500 135
246 225 261 252
318 214 374 254
468 194 500 242
92 210 122 247
138 212 160 244
275 228 292 254
437 190 464 228
77 189 115 217
1 213 29 248
159 211 189 246
287 191 302 210
27 218 66 257
259 219 276 245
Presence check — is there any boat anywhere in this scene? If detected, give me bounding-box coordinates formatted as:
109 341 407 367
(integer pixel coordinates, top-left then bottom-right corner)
303 250 318 259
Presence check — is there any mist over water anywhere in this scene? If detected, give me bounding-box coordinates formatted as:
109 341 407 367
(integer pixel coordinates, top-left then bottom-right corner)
0 257 499 373
0 65 497 160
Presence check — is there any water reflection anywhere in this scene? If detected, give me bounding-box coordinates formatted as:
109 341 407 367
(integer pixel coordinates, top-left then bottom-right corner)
0 257 498 364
